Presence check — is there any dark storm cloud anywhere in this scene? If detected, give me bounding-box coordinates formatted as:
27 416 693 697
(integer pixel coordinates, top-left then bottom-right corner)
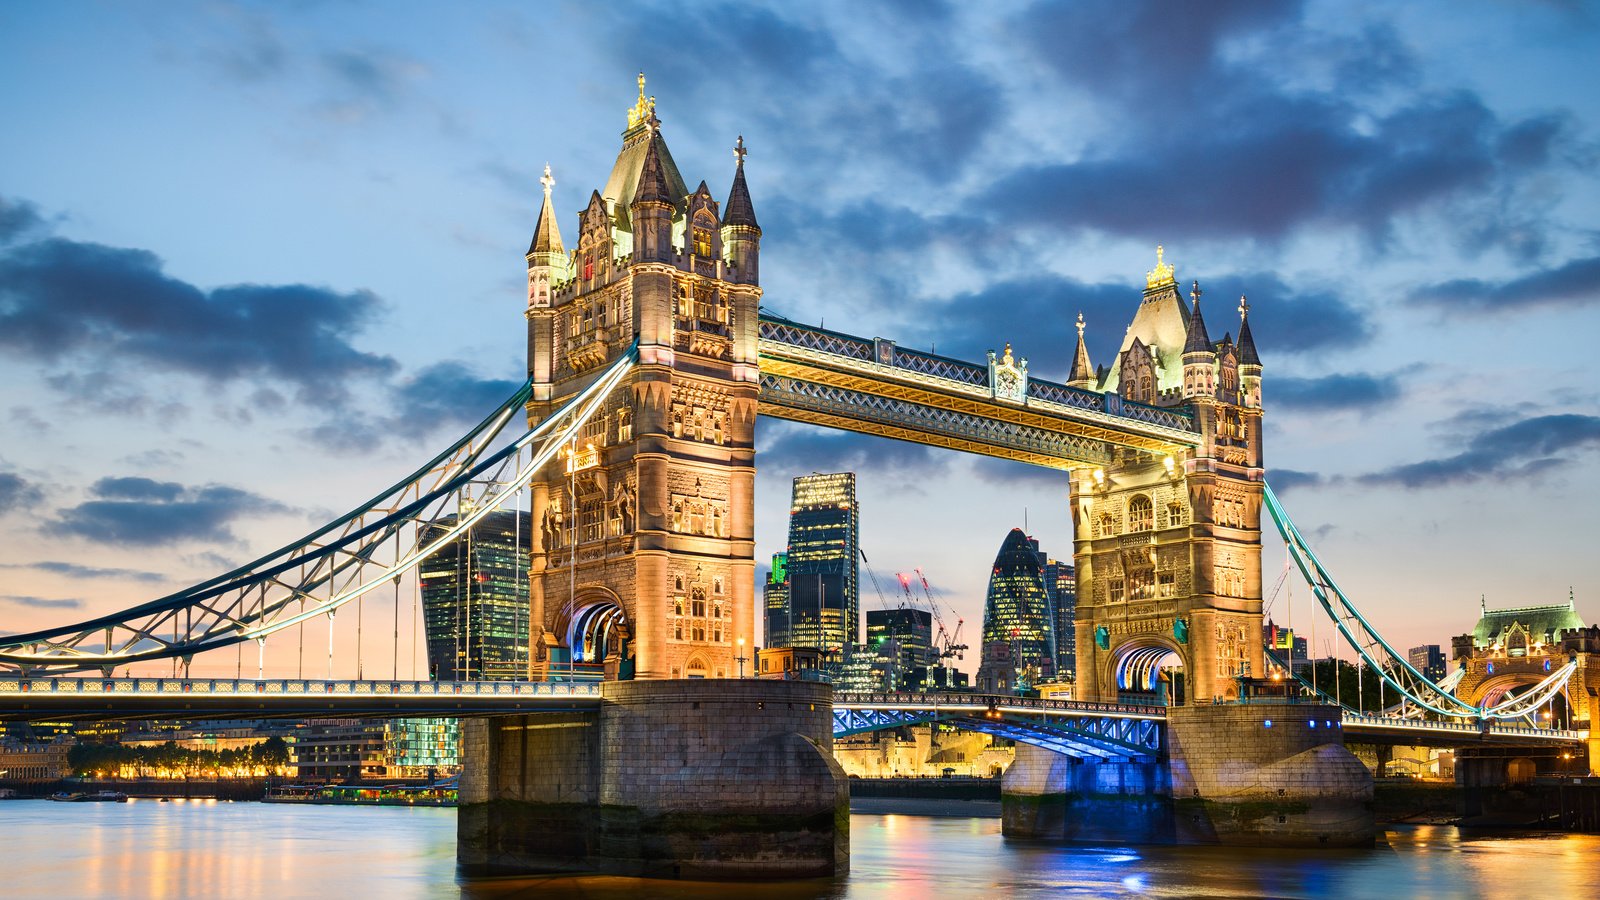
755 421 946 481
0 561 167 583
991 1 1578 251
1270 373 1401 413
45 477 292 547
0 226 398 391
0 595 84 610
0 472 44 515
598 2 1003 182
1409 255 1600 314
1360 413 1600 489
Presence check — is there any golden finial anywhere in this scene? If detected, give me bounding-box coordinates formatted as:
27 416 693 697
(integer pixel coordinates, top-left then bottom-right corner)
734 135 747 166
1146 244 1175 290
627 72 657 130
1238 294 1250 320
1002 342 1015 367
1076 312 1085 337
540 163 554 196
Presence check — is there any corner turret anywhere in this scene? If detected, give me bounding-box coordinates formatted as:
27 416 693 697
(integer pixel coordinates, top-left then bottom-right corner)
721 136 761 285
630 117 675 263
1237 295 1262 408
1181 280 1216 400
526 164 567 312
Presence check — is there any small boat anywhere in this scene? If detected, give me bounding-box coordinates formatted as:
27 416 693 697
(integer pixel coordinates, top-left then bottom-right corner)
48 790 128 802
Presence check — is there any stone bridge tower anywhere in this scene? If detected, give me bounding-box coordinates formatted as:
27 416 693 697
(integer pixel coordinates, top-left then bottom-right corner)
1070 249 1265 704
523 77 761 681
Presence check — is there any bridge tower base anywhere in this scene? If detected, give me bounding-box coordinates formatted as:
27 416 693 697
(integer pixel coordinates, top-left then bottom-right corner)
458 679 848 880
1002 703 1373 848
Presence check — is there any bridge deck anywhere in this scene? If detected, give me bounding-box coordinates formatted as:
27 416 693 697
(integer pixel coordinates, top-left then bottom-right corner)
0 676 600 720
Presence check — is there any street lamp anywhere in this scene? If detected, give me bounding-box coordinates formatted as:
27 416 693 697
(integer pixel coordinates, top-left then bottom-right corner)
736 637 748 678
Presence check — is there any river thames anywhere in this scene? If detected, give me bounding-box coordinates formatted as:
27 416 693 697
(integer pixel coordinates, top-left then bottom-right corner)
2 800 1597 898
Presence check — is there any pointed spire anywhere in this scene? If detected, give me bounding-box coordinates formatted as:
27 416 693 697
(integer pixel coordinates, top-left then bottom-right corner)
1068 312 1095 387
633 122 673 206
722 135 760 229
1183 280 1213 355
1237 294 1261 368
527 163 565 257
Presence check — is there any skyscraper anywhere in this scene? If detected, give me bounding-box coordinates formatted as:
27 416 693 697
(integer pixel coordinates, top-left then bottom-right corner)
419 509 532 681
1041 558 1077 679
783 473 859 653
977 528 1055 692
763 552 790 649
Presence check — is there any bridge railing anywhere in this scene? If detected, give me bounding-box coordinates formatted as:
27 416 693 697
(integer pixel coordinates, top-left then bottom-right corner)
0 677 602 698
1341 710 1585 741
834 691 1164 718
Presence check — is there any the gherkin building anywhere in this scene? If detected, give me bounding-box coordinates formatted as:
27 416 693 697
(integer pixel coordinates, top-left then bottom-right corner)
977 528 1055 691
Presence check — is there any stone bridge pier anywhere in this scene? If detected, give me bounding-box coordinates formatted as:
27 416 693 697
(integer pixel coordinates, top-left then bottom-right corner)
1002 702 1374 848
458 679 848 879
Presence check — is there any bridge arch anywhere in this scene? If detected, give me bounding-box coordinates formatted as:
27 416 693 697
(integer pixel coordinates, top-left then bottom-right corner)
559 588 632 679
1109 637 1187 706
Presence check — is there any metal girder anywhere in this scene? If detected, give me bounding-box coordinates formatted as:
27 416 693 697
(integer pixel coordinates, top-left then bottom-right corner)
760 373 1111 469
755 316 1200 464
833 697 1163 761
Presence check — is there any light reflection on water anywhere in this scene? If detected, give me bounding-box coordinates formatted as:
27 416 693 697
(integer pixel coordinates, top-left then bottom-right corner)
1 800 1597 899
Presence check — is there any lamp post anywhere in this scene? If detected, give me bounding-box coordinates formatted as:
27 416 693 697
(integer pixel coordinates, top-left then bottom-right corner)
736 637 748 678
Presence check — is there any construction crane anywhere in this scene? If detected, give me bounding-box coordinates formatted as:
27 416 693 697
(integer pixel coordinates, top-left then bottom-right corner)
859 549 893 611
913 567 967 661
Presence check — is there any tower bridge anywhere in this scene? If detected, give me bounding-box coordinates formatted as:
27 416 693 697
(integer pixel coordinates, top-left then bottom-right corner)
2 77 1592 873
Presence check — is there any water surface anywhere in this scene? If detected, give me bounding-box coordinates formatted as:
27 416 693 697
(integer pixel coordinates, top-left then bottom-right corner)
2 800 1596 898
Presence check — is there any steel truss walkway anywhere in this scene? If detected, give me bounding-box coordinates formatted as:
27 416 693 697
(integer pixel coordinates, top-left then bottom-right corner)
833 692 1165 761
756 316 1199 469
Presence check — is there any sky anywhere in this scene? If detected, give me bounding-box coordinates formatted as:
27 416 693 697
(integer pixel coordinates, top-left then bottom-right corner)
2 0 1599 678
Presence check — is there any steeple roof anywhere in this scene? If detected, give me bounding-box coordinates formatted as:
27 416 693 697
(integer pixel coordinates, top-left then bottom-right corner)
633 127 673 206
1068 313 1094 385
722 135 759 229
527 164 564 257
1237 295 1261 368
1183 281 1213 355
600 121 688 230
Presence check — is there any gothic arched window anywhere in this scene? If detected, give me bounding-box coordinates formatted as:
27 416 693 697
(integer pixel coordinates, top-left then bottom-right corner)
1128 495 1154 532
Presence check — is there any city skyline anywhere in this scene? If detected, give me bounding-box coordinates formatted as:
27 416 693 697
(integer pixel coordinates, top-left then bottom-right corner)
3 2 1599 674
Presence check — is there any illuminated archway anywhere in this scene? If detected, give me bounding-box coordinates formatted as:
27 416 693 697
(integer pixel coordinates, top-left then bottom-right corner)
564 595 631 679
1111 639 1186 705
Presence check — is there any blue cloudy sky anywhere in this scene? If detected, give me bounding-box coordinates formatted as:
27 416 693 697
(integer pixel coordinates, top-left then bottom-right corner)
2 0 1598 675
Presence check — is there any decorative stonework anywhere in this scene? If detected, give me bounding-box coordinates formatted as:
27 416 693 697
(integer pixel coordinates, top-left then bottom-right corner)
987 343 1029 403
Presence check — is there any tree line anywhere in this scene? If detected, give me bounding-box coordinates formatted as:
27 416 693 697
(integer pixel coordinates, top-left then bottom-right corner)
67 737 291 778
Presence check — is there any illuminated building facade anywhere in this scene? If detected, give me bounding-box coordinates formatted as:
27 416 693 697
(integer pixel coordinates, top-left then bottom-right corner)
977 529 1055 692
784 472 859 653
763 552 790 649
420 509 532 681
1041 556 1077 679
1407 644 1446 682
524 76 761 680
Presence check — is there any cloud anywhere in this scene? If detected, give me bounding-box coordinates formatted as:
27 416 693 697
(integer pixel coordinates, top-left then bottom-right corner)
1409 255 1600 314
1270 373 1401 413
0 561 168 583
302 360 524 452
0 195 46 245
991 2 1578 252
0 212 398 395
1360 413 1600 488
0 472 44 515
316 49 431 122
45 476 292 547
0 595 84 610
1268 469 1328 494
